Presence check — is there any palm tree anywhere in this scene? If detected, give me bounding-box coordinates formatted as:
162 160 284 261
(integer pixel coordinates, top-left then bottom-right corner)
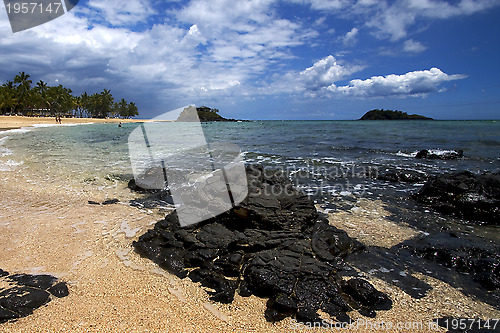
36 80 48 95
0 82 18 115
33 80 50 114
115 98 128 118
13 72 32 114
126 102 138 119
97 89 114 118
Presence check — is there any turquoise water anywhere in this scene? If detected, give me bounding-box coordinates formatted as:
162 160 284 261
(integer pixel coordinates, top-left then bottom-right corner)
1 120 498 190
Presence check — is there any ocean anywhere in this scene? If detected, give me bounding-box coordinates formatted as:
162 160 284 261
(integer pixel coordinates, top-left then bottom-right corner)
1 120 498 197
1 119 499 231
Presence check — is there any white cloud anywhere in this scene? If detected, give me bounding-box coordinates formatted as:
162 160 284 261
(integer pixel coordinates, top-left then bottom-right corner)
343 27 359 46
285 0 352 11
329 67 466 97
403 39 427 53
0 0 317 106
285 0 500 42
270 60 465 98
176 0 275 32
86 0 155 26
299 56 355 88
306 0 352 10
366 0 500 41
271 55 363 95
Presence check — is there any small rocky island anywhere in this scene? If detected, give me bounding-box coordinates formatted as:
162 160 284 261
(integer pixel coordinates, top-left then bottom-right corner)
176 106 239 122
360 109 433 120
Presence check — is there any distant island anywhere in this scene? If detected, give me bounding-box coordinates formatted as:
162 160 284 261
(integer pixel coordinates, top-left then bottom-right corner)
359 109 433 120
177 106 240 122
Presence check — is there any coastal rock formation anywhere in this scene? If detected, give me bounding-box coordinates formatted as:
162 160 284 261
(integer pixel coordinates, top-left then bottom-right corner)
401 233 500 293
415 149 463 160
133 165 392 323
413 171 500 225
0 270 69 323
376 169 428 183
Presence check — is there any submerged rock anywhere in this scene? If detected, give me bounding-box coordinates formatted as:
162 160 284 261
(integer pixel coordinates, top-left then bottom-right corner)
376 169 427 183
415 149 463 160
413 171 500 225
0 271 69 323
134 165 391 323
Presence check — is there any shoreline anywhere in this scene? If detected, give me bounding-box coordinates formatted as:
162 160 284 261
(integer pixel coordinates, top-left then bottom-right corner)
1 168 498 332
0 115 150 132
1 121 499 331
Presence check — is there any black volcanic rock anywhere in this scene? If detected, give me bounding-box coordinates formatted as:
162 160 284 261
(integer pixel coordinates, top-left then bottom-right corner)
133 165 391 323
413 171 500 225
376 169 428 183
415 149 463 160
401 232 500 292
0 271 69 323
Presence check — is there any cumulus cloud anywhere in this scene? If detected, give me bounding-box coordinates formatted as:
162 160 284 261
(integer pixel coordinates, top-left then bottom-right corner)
272 60 465 98
271 55 363 95
403 39 427 53
329 68 466 97
299 56 357 89
343 27 359 46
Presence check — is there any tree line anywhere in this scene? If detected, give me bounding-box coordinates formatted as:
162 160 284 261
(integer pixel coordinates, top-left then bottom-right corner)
0 72 139 119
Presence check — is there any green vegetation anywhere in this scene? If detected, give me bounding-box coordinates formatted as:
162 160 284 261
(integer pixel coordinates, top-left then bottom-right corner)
359 109 433 120
177 106 235 122
195 106 229 121
0 72 138 118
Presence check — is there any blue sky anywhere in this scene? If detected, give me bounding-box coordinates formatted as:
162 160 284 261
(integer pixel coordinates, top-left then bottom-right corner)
1 0 499 119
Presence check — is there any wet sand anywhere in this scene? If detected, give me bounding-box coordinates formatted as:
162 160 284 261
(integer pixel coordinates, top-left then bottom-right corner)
0 116 148 131
0 159 499 331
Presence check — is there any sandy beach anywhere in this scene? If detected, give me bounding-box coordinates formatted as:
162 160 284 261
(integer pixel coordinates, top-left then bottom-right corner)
0 119 499 332
0 116 148 131
0 169 498 332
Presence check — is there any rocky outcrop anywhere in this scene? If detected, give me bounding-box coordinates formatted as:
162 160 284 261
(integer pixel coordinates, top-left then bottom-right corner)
415 149 463 160
376 169 428 183
0 270 69 324
400 233 500 293
133 165 392 323
413 171 500 225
